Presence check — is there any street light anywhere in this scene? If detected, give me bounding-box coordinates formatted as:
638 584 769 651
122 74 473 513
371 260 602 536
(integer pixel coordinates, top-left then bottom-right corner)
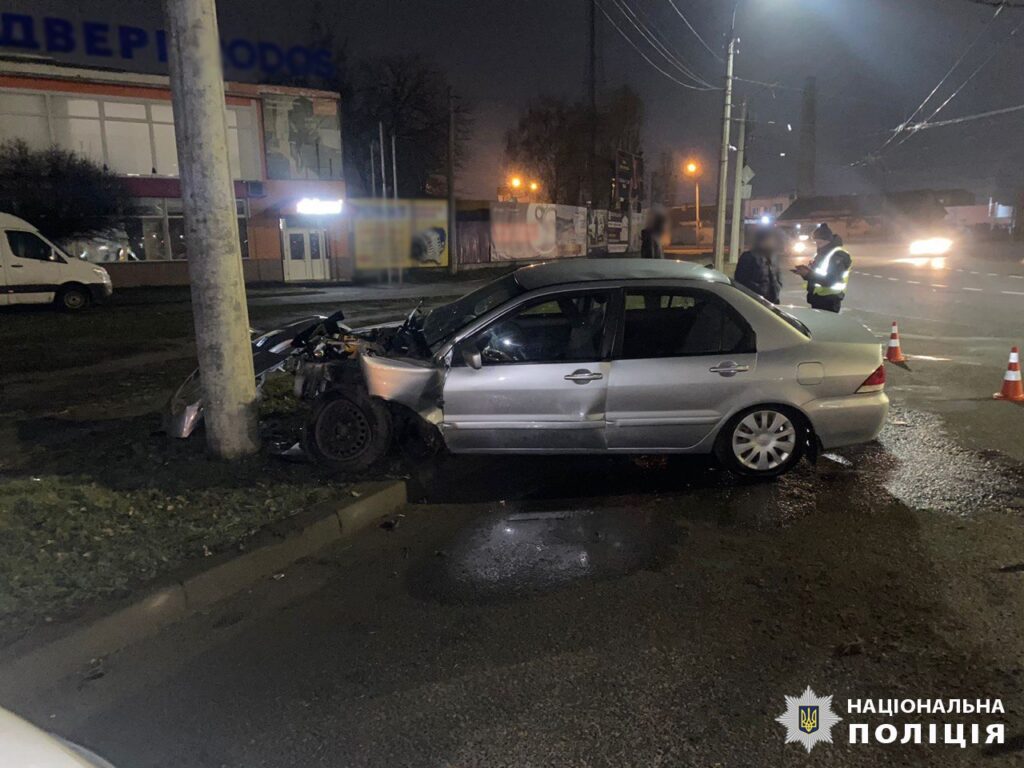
529 181 539 192
684 160 702 245
510 176 522 189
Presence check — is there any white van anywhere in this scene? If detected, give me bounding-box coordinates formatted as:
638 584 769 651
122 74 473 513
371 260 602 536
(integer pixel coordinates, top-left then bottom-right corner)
0 213 112 311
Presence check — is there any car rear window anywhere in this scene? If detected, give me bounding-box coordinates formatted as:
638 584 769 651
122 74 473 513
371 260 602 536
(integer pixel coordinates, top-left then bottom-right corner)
730 282 811 337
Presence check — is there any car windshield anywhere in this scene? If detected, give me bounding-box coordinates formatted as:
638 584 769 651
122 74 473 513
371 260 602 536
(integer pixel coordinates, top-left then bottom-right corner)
421 273 524 346
730 282 811 337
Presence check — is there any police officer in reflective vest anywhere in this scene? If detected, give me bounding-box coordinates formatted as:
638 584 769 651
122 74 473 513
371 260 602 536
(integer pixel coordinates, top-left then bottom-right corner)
794 223 852 313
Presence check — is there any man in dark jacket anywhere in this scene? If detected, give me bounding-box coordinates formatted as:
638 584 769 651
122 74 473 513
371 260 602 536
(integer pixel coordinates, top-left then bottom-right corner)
794 222 852 313
640 210 667 259
734 228 782 303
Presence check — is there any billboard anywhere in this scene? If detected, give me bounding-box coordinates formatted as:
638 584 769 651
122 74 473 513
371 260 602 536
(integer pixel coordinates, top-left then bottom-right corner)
607 212 629 254
351 199 449 271
490 203 586 261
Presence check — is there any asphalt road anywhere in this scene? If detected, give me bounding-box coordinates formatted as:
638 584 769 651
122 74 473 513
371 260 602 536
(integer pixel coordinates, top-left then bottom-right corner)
782 240 1024 462
11 419 1024 767
6 243 1024 766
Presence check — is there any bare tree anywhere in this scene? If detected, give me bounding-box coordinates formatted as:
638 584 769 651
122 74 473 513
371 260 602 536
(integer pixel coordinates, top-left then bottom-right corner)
504 87 645 207
347 55 472 197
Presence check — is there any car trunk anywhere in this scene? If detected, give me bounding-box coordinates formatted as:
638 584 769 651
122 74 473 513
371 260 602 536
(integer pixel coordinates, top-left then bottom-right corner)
784 308 880 345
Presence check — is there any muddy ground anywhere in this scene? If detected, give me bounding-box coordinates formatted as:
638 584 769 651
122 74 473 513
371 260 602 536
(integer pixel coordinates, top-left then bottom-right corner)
0 288 449 647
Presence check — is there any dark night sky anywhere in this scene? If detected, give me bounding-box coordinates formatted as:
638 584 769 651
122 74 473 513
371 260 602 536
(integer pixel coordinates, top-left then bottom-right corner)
9 0 1024 201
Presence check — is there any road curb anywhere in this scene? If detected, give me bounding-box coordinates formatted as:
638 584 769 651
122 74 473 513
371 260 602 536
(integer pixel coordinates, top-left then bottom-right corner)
0 479 406 702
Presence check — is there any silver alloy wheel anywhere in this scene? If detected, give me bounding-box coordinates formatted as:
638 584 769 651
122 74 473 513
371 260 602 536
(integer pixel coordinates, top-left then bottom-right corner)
731 409 797 472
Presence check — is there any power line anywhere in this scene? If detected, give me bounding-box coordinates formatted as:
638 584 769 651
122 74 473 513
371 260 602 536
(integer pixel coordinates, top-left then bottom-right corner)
872 2 1004 155
664 0 724 62
901 101 1024 131
595 1 719 90
608 0 717 88
896 14 1024 146
733 76 894 107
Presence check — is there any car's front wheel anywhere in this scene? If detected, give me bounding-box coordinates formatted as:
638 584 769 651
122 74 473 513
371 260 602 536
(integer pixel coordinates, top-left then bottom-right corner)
56 284 91 312
716 406 805 478
302 392 393 473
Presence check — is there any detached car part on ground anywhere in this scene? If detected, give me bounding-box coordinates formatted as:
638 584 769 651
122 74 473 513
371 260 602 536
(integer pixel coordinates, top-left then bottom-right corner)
166 259 888 479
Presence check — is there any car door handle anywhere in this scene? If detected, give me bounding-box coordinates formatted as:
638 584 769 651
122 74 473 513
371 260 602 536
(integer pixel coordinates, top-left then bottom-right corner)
564 369 603 383
709 362 750 376
9 264 23 268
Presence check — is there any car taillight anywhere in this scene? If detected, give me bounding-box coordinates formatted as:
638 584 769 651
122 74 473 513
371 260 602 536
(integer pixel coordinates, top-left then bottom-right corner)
857 364 886 393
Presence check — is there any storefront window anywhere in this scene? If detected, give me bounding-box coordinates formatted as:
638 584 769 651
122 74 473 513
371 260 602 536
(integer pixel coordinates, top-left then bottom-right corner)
70 198 249 263
0 90 260 180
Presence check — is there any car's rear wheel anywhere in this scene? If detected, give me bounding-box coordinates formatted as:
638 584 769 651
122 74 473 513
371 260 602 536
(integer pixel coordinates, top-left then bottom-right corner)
56 285 91 312
716 406 805 478
302 392 393 473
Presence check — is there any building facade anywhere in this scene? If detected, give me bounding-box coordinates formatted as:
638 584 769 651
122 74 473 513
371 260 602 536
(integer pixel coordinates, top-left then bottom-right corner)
0 59 350 286
743 194 795 224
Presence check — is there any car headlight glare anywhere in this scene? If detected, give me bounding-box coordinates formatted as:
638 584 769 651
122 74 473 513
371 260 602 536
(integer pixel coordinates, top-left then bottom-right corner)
909 237 952 256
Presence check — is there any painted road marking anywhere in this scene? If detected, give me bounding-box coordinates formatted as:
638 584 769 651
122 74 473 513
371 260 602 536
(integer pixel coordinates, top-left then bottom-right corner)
969 270 980 275
956 268 965 273
872 274 884 279
1001 290 1024 296
887 277 899 281
1010 275 1024 280
906 280 921 284
931 284 948 288
963 287 983 292
987 272 999 277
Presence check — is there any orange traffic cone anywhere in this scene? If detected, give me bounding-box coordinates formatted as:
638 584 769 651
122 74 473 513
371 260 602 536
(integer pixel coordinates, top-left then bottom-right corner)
994 347 1024 402
885 321 907 364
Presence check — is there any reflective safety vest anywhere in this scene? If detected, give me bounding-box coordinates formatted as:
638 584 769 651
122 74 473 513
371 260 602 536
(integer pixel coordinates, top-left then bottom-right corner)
808 246 851 297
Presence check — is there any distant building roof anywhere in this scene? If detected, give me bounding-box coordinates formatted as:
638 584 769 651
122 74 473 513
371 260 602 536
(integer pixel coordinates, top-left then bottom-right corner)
0 57 341 100
777 190 955 223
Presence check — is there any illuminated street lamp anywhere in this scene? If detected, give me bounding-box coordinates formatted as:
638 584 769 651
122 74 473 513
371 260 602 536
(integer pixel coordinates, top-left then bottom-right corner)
510 176 522 189
684 160 702 243
529 181 539 192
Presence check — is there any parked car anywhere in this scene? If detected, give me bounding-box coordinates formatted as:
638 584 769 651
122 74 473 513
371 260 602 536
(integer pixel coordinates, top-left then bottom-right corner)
0 213 112 310
0 706 117 767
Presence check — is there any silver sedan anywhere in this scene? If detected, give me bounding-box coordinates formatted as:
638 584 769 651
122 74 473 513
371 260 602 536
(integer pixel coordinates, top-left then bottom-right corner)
343 258 888 478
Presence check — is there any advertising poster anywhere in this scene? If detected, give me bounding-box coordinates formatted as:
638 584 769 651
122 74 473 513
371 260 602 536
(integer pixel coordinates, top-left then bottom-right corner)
491 202 558 261
588 208 608 255
607 212 629 254
352 199 448 270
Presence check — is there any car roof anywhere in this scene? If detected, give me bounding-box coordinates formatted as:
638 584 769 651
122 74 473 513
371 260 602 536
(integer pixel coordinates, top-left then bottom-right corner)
513 258 729 290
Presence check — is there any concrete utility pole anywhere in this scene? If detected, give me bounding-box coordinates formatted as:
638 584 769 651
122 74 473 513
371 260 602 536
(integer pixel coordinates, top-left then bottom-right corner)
712 33 736 271
164 0 258 458
729 100 748 265
587 0 598 208
447 90 459 275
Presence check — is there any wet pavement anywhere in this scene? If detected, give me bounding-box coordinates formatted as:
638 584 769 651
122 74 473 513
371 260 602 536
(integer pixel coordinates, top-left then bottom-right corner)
9 405 1024 768
5 251 1024 765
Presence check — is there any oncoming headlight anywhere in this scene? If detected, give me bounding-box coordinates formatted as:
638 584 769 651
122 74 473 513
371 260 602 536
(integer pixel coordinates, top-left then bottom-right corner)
909 237 952 256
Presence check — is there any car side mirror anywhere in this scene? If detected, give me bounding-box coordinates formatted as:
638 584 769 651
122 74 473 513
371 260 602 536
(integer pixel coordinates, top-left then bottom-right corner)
460 344 482 370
